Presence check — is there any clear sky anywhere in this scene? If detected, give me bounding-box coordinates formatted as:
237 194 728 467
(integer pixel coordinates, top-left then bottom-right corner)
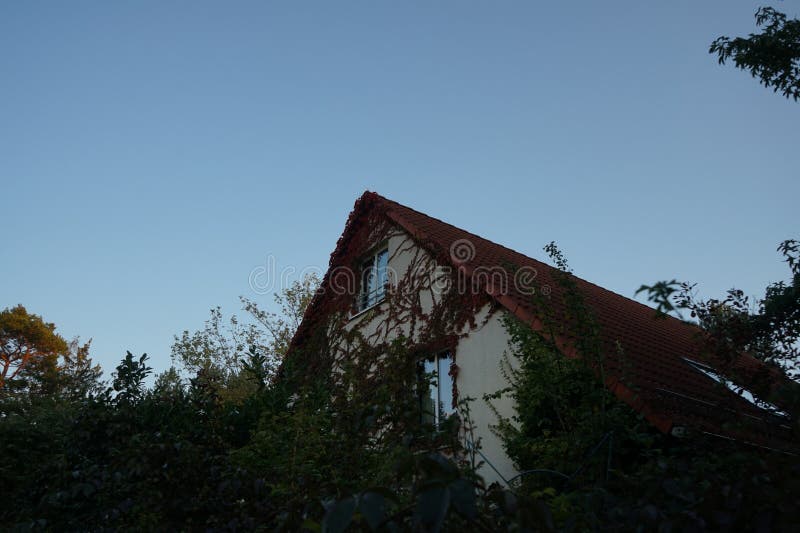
2 1 798 377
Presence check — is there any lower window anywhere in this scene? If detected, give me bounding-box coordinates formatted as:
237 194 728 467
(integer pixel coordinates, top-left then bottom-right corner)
420 351 455 426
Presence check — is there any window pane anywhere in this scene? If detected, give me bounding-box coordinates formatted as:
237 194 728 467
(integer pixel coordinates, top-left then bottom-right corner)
361 263 374 309
376 249 388 299
437 352 454 419
375 250 389 294
421 358 437 425
685 358 789 417
366 265 377 306
359 248 388 310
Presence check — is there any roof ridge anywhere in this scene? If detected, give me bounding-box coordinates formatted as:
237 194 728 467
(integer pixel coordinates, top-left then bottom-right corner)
369 191 694 332
372 191 540 263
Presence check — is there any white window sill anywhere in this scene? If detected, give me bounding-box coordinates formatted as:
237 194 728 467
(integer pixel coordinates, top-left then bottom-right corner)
348 297 386 322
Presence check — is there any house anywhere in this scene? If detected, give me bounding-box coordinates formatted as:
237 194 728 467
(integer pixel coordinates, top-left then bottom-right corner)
287 191 795 485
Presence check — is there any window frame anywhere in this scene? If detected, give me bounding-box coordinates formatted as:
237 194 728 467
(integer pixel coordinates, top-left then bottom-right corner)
683 357 789 418
357 245 389 313
419 350 456 427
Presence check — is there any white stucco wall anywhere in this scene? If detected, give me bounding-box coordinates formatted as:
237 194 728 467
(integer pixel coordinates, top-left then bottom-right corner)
339 227 520 486
454 305 519 485
344 229 449 341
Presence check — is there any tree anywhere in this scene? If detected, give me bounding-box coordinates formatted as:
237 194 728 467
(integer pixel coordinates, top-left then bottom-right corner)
240 271 320 360
171 307 260 378
110 351 152 404
710 6 800 100
171 273 319 401
56 338 104 400
152 365 184 396
638 239 799 381
0 305 68 391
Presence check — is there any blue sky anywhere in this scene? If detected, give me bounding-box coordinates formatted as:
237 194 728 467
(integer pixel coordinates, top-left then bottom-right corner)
2 1 798 377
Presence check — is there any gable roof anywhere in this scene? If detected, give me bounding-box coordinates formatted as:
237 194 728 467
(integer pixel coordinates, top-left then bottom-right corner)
291 191 796 452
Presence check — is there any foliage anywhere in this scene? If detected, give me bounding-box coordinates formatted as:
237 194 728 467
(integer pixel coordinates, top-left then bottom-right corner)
111 351 153 404
0 304 68 392
171 273 320 403
1 234 549 531
492 314 642 486
241 271 320 359
57 338 104 401
170 305 269 402
489 242 800 530
0 334 498 531
637 239 800 382
494 308 800 530
0 351 269 531
710 6 800 100
2 232 798 530
152 365 184 396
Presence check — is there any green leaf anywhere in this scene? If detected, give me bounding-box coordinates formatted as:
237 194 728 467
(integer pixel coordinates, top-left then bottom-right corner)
322 496 356 533
415 485 450 532
302 518 322 532
358 490 389 530
420 453 459 480
448 478 477 520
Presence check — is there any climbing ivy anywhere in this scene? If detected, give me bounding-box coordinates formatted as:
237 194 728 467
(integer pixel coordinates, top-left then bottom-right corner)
490 243 800 531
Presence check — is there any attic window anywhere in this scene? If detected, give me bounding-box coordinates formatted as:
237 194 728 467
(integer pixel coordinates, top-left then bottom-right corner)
420 351 456 426
683 358 789 418
358 247 388 312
